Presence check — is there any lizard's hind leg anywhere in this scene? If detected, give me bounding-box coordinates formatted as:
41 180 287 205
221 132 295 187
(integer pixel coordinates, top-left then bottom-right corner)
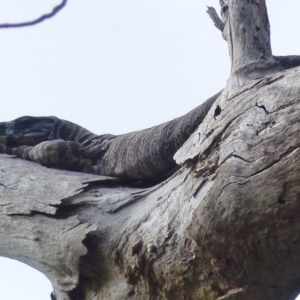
26 140 96 172
0 140 97 174
0 139 105 174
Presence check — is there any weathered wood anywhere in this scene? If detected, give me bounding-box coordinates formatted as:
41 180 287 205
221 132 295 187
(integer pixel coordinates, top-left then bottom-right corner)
1 1 300 299
219 0 281 93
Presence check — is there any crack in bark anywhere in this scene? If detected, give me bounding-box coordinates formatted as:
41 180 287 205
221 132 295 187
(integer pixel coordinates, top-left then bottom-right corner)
256 102 269 114
7 209 68 219
269 99 300 114
263 74 285 85
230 154 252 163
0 182 16 189
0 182 7 188
65 221 91 233
103 177 175 213
246 146 300 179
227 75 284 101
218 180 250 200
216 140 300 182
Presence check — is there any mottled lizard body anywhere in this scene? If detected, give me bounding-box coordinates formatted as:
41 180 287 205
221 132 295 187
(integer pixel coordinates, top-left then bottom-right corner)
0 92 220 180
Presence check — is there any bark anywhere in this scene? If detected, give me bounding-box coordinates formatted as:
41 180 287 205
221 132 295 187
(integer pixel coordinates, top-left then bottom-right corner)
1 1 300 299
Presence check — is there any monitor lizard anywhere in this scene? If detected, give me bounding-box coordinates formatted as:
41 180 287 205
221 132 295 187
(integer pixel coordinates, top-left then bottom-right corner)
0 91 220 180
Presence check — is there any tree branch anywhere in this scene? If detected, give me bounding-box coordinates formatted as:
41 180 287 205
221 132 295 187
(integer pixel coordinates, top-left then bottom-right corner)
206 6 224 32
0 0 67 29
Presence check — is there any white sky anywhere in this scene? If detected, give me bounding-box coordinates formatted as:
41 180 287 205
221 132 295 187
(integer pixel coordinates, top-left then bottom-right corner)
0 0 299 299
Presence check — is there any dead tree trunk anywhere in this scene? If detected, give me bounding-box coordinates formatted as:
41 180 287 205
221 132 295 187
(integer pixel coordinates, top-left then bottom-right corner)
1 1 300 299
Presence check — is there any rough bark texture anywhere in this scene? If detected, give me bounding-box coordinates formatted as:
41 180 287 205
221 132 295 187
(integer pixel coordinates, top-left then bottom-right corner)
1 1 300 300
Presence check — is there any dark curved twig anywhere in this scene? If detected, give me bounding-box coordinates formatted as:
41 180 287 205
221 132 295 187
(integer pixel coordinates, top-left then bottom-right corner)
0 0 67 29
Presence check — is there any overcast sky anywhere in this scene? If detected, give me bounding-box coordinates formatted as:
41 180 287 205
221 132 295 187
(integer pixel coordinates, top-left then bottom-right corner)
0 1 300 299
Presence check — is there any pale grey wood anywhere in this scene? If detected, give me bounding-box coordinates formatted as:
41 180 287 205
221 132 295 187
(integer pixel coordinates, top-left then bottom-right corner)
0 155 119 215
211 0 281 94
206 6 224 32
1 1 300 299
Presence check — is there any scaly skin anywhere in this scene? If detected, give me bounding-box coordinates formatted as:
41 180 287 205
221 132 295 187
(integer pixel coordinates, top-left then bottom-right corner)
0 92 220 180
